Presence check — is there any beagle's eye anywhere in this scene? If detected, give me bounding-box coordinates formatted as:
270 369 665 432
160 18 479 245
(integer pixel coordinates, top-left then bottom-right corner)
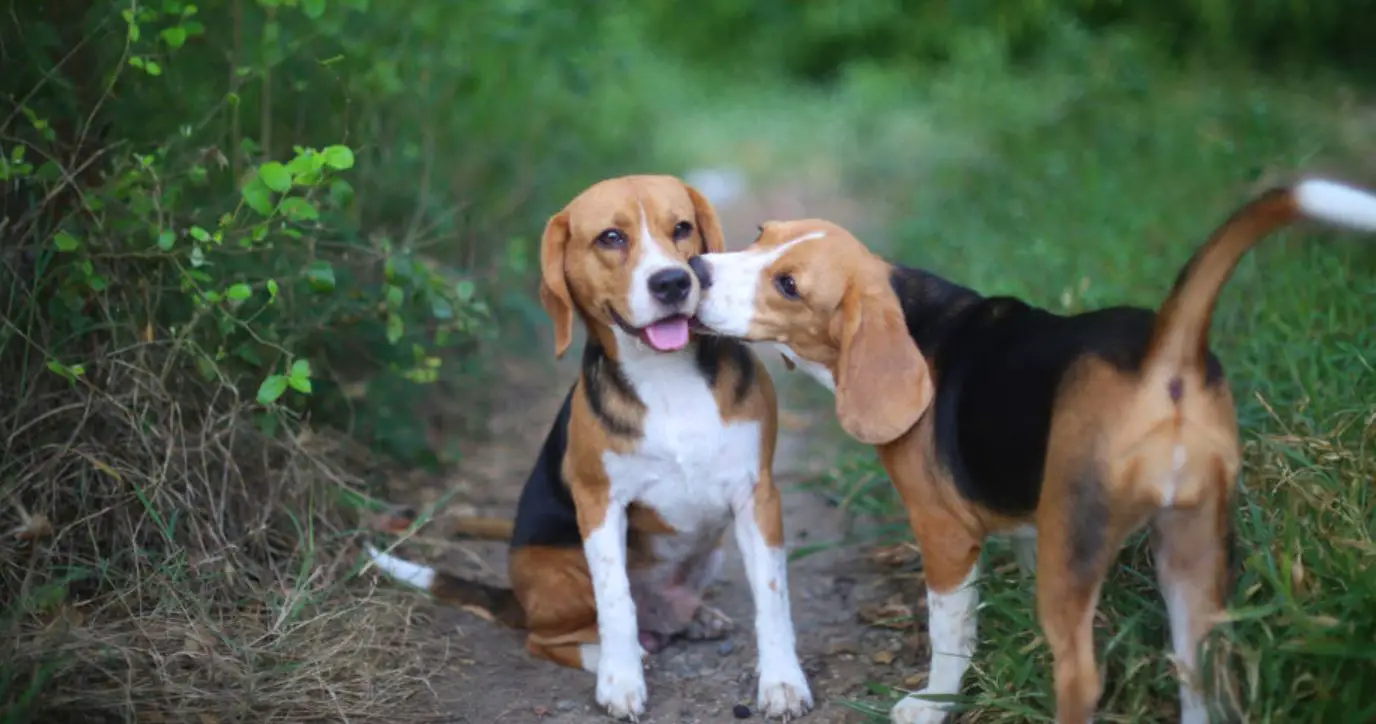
774 273 800 300
672 221 694 241
595 228 627 249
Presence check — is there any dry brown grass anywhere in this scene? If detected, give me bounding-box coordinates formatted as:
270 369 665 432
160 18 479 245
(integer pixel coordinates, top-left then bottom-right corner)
0 342 451 723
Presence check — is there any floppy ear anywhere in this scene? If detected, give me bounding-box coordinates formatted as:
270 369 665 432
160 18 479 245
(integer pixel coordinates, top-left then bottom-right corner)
686 184 727 253
538 211 575 359
834 289 933 445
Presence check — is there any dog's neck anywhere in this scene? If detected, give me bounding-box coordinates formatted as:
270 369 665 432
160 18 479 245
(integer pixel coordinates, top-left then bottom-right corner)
887 263 982 357
579 326 707 436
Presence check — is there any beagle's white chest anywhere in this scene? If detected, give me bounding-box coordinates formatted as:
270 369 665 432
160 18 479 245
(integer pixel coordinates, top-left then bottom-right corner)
600 346 762 536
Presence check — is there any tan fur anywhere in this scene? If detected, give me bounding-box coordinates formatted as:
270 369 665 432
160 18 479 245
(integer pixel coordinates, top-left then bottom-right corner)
540 175 726 359
509 545 600 663
747 359 785 548
452 516 515 540
728 220 932 443
834 281 933 445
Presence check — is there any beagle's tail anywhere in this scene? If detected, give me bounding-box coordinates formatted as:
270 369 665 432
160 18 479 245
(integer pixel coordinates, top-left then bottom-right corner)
1146 178 1376 381
451 516 516 540
365 544 526 628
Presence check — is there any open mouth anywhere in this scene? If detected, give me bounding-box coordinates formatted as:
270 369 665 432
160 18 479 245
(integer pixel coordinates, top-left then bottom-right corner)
609 307 692 352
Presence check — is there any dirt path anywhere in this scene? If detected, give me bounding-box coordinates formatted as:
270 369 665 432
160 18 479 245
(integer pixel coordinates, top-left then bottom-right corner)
379 179 926 723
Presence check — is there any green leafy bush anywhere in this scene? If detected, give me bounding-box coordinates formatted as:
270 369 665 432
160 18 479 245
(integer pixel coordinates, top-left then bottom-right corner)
3 0 656 465
1 0 659 719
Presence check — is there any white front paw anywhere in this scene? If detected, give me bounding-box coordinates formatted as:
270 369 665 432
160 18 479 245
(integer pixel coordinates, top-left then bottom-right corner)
757 661 813 720
596 655 647 720
891 691 951 724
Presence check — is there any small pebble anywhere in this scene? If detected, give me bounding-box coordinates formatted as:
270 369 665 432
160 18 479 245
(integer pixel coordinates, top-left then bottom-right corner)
718 640 735 655
733 703 752 719
555 699 577 711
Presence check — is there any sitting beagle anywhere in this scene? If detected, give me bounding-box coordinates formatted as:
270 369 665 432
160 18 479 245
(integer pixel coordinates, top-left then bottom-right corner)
688 177 1376 724
366 175 813 721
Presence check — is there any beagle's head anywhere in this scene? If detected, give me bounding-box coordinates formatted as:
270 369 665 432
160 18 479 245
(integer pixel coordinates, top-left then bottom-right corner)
539 175 726 358
692 219 932 445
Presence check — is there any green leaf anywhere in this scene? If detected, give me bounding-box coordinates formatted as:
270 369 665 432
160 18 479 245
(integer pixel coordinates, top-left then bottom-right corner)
328 178 354 207
45 359 80 382
226 283 253 301
430 297 454 320
304 261 336 292
161 26 187 48
285 152 320 177
241 177 274 216
266 278 279 301
257 374 288 404
456 279 475 302
195 356 217 381
53 230 80 252
278 196 319 221
290 359 311 379
144 60 163 76
321 145 355 170
301 0 327 19
156 230 176 250
258 161 292 193
385 284 404 309
234 343 264 366
189 226 211 242
386 313 404 344
288 375 313 394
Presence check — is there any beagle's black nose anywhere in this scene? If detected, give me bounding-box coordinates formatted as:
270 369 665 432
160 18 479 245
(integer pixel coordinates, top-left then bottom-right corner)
648 268 692 305
687 256 713 289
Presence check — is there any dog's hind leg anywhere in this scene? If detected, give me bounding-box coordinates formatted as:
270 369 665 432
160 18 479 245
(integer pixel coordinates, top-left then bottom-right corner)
1034 458 1138 724
1149 463 1236 724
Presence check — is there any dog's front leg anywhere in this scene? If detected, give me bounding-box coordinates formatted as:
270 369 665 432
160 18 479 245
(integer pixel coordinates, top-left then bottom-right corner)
733 472 813 720
581 499 647 720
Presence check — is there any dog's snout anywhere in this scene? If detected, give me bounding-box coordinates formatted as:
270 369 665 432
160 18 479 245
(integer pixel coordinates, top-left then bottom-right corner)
648 268 693 305
688 256 713 290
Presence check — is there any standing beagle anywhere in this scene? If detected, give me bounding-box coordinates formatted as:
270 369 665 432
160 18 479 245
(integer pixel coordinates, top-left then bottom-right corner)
366 175 812 720
688 178 1376 723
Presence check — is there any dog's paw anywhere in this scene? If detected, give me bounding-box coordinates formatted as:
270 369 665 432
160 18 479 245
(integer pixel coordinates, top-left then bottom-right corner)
596 656 648 721
757 662 813 720
890 692 950 724
683 604 736 641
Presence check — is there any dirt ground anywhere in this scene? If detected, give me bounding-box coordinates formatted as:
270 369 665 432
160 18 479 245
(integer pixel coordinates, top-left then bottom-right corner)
375 179 933 723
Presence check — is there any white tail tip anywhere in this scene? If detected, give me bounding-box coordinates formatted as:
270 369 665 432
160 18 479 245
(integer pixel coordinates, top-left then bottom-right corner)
364 544 436 590
1294 178 1376 231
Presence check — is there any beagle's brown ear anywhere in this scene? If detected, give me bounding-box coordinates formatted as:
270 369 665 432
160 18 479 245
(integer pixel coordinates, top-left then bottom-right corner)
686 184 727 254
835 290 933 445
538 211 574 359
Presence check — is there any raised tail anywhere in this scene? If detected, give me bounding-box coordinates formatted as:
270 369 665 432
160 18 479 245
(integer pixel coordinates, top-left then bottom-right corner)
1146 178 1376 381
365 544 525 628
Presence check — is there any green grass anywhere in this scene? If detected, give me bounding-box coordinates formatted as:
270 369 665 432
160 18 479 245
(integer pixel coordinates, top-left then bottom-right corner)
656 37 1375 724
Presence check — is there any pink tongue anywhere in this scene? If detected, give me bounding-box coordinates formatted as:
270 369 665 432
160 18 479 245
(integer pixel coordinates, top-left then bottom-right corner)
643 317 690 351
